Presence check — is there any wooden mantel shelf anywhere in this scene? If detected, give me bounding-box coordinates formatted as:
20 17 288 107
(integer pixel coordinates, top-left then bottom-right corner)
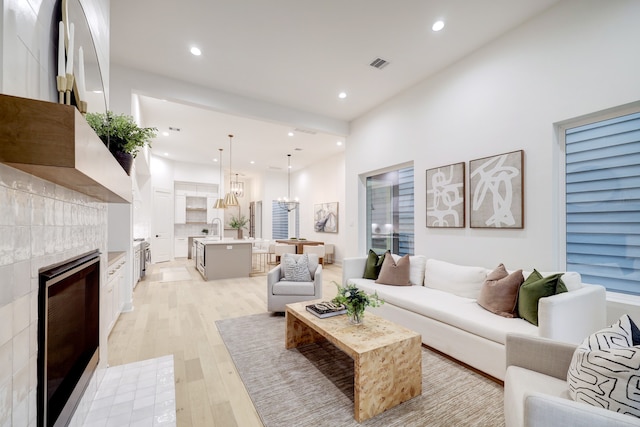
0 94 132 203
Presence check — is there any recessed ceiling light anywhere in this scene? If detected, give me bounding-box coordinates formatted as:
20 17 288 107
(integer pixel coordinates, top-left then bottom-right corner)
338 92 347 99
190 46 202 56
288 132 294 137
164 153 169 156
213 158 218 162
337 141 343 146
250 160 255 164
162 131 169 137
432 20 445 32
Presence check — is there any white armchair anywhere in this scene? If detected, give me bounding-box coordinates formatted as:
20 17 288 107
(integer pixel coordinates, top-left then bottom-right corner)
504 333 640 427
267 253 322 312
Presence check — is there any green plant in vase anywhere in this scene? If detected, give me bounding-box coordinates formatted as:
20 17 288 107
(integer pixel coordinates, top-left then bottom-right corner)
332 282 384 325
228 215 249 239
85 111 157 175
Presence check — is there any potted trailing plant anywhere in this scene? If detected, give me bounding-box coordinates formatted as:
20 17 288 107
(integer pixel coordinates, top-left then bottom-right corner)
332 282 384 324
228 214 249 239
85 111 157 175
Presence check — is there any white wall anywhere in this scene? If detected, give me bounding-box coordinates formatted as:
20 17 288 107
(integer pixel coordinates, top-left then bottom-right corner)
293 152 346 263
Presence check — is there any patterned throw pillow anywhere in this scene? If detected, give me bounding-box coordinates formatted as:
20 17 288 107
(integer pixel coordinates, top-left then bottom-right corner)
567 314 640 418
282 253 312 282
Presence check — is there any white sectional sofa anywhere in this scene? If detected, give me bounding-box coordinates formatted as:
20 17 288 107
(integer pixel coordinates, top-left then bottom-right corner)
342 256 607 381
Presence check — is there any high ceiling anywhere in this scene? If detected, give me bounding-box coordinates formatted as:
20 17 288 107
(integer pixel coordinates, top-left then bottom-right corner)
110 0 559 177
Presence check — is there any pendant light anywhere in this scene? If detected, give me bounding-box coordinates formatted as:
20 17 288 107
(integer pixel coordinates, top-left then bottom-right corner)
213 148 226 209
277 154 299 212
223 134 239 207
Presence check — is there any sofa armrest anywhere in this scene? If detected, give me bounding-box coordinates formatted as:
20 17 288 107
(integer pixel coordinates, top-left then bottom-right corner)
538 283 606 344
506 334 576 381
267 265 282 295
342 257 366 285
524 392 640 427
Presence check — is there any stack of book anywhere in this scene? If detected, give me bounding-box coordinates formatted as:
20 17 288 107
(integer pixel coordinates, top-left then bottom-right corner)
306 301 347 318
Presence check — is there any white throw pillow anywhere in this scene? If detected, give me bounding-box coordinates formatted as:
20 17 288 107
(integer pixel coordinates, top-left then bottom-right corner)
391 254 427 285
424 258 488 299
281 253 312 282
567 314 640 417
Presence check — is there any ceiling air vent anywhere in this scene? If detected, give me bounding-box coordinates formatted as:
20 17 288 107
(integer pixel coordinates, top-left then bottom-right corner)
293 128 316 135
369 57 389 70
168 126 181 132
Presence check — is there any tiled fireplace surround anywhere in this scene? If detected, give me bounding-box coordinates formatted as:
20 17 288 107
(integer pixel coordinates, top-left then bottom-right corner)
0 162 109 426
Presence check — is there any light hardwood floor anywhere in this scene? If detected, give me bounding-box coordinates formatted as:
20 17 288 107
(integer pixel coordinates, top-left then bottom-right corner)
107 258 343 427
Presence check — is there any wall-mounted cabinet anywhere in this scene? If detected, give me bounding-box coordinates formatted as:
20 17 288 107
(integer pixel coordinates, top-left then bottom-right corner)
174 182 220 226
175 195 186 224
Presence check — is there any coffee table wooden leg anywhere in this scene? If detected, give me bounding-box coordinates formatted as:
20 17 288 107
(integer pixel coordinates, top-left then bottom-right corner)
354 335 422 422
285 311 325 349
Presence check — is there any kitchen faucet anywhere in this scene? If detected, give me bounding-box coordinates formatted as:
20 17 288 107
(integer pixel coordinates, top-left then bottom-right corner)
210 218 223 240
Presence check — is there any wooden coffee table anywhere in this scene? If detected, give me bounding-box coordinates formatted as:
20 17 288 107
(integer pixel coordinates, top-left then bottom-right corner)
285 302 422 422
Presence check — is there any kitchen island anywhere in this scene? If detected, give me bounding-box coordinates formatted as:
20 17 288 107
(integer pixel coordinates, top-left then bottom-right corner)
194 238 252 281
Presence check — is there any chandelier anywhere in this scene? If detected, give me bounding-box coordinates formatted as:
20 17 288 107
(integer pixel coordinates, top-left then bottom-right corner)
278 154 299 212
223 134 239 207
230 173 244 198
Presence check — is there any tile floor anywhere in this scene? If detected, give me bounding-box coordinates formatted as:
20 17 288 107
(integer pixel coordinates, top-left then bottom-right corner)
82 355 176 427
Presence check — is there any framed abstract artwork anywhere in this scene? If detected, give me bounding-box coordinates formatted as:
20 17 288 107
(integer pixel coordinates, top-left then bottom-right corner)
314 202 338 233
426 162 465 228
469 150 524 229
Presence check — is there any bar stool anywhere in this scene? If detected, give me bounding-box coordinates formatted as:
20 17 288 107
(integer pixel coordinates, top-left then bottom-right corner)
324 244 335 264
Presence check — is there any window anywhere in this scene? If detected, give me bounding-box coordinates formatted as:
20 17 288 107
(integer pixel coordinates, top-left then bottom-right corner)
565 111 640 294
272 201 299 239
366 166 414 256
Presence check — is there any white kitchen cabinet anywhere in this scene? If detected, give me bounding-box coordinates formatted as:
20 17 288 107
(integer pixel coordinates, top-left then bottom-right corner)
106 254 126 335
175 194 186 224
175 237 188 258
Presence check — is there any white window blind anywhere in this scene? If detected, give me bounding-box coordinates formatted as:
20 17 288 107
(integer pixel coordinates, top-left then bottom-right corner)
565 112 640 294
271 201 299 239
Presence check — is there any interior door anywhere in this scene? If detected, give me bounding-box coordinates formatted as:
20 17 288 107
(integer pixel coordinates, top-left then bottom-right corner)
152 188 173 263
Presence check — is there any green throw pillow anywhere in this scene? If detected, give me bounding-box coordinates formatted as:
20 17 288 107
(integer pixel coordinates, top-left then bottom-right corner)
363 249 388 279
518 270 567 326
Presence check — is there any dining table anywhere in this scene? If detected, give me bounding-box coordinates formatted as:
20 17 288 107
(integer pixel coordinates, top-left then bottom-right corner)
275 239 324 254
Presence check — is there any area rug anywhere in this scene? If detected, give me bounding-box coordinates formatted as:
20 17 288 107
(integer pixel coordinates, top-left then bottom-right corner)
216 313 505 427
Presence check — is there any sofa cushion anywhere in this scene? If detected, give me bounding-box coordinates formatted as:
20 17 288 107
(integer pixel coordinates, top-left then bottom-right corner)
281 253 312 282
376 253 411 286
477 264 524 318
391 254 427 285
518 270 567 326
363 249 388 279
425 258 488 299
272 280 316 296
567 314 640 418
350 278 537 345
